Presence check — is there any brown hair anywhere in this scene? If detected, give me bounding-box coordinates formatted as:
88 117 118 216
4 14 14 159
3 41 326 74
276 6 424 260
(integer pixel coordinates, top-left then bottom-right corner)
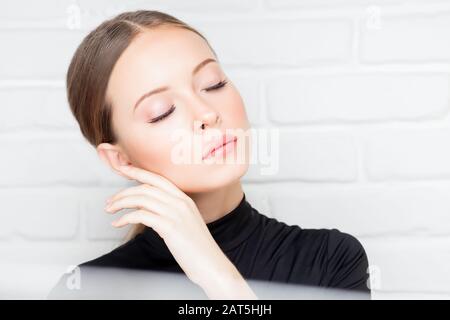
66 10 217 243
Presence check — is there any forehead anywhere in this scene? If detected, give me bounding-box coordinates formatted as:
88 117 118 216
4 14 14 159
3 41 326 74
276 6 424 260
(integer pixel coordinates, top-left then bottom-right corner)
106 25 215 109
111 26 214 86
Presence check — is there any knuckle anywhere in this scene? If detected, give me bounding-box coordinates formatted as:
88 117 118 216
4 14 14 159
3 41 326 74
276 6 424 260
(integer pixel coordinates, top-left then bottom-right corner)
181 198 194 211
173 201 187 212
136 210 146 219
166 219 177 231
142 183 153 191
186 196 195 206
172 214 183 225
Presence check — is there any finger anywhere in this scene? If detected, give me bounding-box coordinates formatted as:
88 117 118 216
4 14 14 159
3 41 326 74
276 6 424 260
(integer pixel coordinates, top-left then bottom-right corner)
112 209 167 235
107 184 175 206
106 194 176 219
118 165 187 199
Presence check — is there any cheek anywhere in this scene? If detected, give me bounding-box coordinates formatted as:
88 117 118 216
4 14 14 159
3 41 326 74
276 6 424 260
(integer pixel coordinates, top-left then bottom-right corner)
128 135 204 191
124 131 174 174
219 87 249 127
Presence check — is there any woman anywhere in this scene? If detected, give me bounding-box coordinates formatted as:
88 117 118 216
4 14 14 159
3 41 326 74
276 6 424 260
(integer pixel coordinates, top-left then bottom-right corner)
50 10 371 299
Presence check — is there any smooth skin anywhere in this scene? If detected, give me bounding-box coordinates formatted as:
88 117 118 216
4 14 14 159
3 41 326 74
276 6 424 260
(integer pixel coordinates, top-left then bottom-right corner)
96 25 255 299
104 165 256 299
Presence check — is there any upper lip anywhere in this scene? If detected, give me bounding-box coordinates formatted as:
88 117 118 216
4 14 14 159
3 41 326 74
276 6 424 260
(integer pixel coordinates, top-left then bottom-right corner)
202 134 237 160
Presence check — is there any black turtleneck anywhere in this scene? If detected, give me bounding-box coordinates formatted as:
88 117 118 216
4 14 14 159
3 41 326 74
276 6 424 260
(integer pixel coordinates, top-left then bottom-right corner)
49 193 371 297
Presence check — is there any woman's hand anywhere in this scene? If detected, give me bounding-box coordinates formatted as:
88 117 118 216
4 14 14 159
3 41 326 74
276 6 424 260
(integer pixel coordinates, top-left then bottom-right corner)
104 164 257 299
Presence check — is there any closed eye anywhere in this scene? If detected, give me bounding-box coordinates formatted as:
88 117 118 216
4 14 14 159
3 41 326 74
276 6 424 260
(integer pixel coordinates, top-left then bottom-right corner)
203 79 228 92
148 105 176 123
148 79 228 124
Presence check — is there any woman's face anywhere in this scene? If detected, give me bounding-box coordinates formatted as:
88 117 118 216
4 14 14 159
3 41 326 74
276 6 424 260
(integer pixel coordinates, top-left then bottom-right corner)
101 25 251 193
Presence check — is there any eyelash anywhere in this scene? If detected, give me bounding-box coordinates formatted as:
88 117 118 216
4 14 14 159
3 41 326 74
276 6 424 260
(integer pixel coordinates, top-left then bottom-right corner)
148 79 228 124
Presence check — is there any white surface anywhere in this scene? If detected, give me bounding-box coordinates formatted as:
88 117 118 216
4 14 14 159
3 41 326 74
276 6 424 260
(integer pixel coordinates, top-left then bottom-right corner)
1 0 450 299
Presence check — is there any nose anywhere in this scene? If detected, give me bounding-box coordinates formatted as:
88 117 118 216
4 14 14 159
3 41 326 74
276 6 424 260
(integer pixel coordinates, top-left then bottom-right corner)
192 101 221 133
199 111 220 130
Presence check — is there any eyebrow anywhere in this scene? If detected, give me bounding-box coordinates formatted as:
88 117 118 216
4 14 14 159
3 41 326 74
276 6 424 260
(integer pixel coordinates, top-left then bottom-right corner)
133 58 217 112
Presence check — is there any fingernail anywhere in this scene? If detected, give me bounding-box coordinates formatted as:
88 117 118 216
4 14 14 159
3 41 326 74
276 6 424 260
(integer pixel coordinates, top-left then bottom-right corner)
120 165 130 171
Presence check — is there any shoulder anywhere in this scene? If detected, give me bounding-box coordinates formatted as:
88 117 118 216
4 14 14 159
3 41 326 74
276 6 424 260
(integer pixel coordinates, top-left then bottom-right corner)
323 228 370 292
266 222 370 293
326 228 366 259
78 235 156 269
256 216 334 261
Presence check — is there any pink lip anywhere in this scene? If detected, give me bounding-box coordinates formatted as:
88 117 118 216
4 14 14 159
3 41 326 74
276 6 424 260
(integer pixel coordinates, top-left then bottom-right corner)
202 134 238 160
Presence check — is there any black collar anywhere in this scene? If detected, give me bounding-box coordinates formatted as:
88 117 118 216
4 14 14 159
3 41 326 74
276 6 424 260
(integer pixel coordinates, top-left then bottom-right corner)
141 192 260 260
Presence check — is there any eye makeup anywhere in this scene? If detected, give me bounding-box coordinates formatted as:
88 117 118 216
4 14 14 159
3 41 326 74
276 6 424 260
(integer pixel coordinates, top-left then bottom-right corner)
146 79 228 124
203 79 228 92
147 104 176 123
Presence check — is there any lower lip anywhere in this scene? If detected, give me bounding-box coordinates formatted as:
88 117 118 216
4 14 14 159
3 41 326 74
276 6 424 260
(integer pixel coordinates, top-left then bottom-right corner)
204 137 237 160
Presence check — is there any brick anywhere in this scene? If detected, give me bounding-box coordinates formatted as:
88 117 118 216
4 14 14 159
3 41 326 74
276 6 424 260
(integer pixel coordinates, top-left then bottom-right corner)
361 237 450 292
0 29 84 79
269 185 450 237
0 135 125 186
266 73 449 123
201 19 352 66
83 187 132 241
0 87 77 130
243 129 357 181
0 188 80 240
361 13 450 63
365 128 450 180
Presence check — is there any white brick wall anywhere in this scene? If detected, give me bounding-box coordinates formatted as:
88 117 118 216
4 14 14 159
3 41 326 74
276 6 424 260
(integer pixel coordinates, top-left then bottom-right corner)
1 0 450 299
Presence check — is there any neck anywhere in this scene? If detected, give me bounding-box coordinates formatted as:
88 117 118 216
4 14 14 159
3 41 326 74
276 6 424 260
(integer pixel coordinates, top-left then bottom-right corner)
186 180 244 224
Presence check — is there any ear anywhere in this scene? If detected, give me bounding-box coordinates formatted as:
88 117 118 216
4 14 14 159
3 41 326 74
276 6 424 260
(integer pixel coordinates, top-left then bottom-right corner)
96 143 132 179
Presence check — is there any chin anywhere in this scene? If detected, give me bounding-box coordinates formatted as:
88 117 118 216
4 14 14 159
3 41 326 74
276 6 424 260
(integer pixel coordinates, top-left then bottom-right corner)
174 162 249 194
